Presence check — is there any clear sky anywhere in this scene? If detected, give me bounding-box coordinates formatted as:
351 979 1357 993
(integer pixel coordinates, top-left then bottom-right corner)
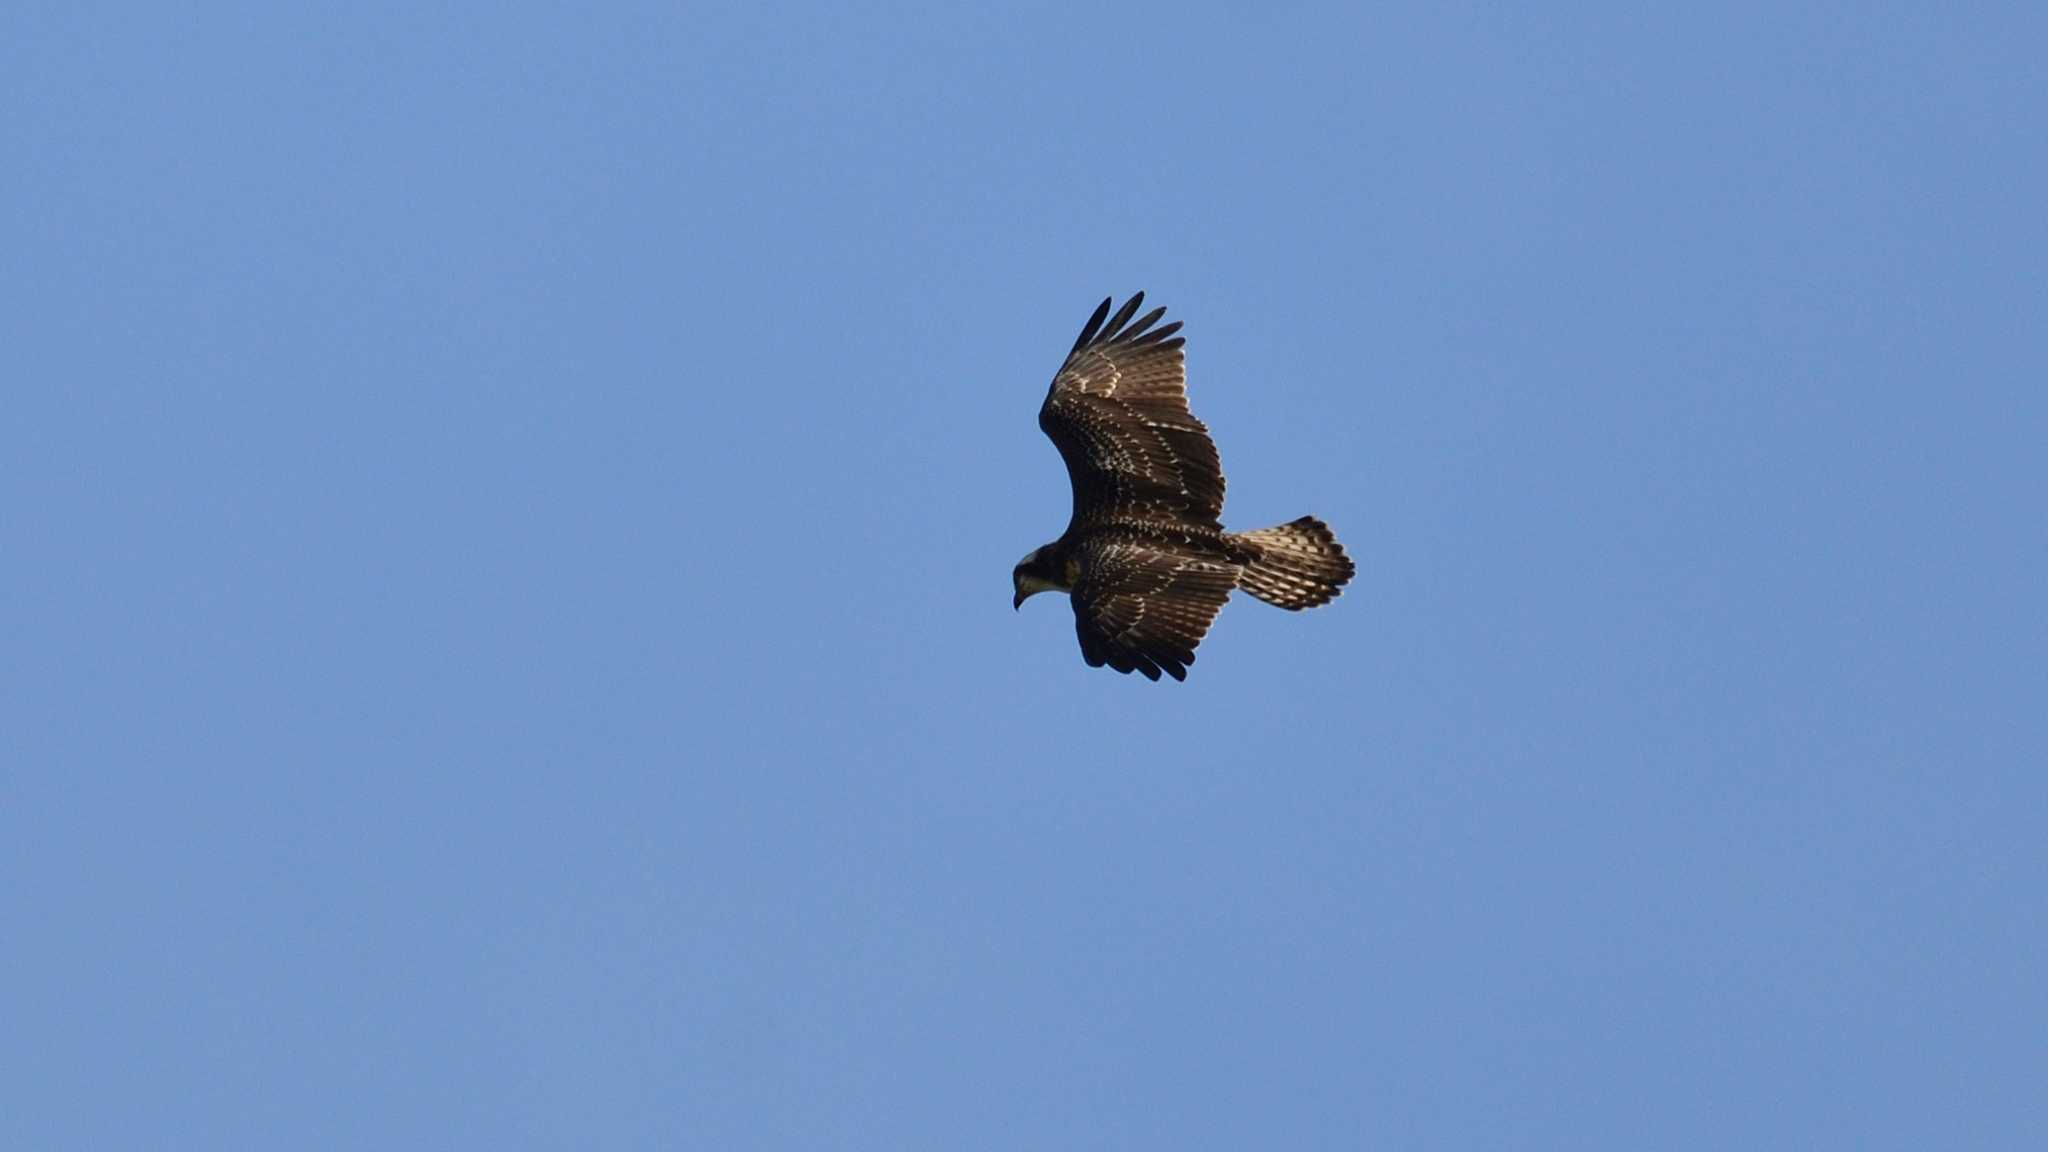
5 3 2044 1148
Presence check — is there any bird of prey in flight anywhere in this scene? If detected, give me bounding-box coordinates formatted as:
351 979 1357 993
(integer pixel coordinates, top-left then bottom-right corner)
1013 293 1355 681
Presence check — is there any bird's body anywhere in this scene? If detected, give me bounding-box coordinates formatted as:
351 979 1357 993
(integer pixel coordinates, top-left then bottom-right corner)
1013 293 1355 681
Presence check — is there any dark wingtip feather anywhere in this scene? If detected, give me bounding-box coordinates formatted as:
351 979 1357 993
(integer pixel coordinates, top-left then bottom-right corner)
1072 296 1114 352
1122 305 1168 342
1131 318 1182 347
1100 293 1145 342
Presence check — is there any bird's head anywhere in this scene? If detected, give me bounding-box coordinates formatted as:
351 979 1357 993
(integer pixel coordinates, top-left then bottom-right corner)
1013 545 1067 610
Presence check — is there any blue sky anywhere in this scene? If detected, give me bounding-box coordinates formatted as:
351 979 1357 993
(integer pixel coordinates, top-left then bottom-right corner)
5 2 2044 1147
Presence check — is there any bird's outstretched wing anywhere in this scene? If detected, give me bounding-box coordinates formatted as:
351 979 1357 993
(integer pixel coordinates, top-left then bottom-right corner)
1038 294 1225 530
1070 538 1238 682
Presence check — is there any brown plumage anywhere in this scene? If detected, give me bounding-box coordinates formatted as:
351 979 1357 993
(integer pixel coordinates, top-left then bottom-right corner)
1012 293 1356 681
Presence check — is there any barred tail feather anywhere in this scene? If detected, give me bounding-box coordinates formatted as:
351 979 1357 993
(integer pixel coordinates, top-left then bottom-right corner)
1229 516 1355 610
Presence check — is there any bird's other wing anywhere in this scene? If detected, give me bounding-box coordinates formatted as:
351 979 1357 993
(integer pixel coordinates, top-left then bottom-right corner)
1070 538 1238 682
1038 294 1225 531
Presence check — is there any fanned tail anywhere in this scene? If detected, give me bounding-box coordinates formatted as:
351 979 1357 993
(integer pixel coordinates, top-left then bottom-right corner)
1229 516 1355 610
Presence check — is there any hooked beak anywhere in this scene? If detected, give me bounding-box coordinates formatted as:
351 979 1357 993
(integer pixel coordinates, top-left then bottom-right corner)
1013 590 1025 611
